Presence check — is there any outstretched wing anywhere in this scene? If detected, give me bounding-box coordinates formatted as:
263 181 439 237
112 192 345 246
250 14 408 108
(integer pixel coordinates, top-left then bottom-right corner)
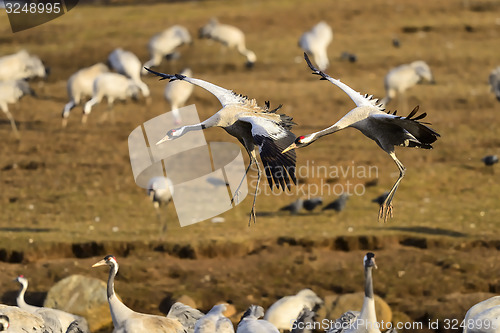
304 53 384 110
371 106 440 146
144 67 247 107
238 116 297 191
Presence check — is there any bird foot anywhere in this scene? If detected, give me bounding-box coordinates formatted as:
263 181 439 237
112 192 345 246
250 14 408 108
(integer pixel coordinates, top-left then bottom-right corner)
248 206 257 226
230 190 241 206
378 202 393 222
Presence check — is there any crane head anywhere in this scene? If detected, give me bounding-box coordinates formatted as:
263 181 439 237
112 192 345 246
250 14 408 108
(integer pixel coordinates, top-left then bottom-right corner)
282 134 315 154
364 252 377 270
92 255 117 268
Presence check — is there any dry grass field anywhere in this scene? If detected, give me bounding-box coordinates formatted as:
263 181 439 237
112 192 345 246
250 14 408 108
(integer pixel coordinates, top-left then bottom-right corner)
1 0 500 332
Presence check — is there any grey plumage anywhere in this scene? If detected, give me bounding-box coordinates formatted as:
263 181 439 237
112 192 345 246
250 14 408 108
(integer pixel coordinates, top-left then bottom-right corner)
15 276 90 333
326 253 379 333
326 311 359 333
323 193 349 212
199 18 256 68
280 199 304 215
92 255 185 333
303 197 323 211
0 79 35 138
147 176 174 238
290 306 316 333
482 155 498 166
166 302 204 333
146 68 297 225
489 67 500 101
381 60 435 107
340 52 357 63
194 304 234 333
237 305 278 333
282 53 440 222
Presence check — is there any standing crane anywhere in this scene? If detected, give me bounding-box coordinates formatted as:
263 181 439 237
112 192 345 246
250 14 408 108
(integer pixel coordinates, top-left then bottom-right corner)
145 68 297 225
15 276 90 333
282 54 440 221
147 176 173 239
325 253 382 333
108 48 150 102
298 21 333 71
92 255 186 333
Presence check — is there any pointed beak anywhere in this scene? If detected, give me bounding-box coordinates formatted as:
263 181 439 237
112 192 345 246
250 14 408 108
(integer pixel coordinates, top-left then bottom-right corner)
281 143 297 154
92 259 107 268
372 258 378 270
156 135 170 145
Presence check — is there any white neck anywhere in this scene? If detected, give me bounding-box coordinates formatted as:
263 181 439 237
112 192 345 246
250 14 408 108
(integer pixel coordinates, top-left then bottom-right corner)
16 281 39 313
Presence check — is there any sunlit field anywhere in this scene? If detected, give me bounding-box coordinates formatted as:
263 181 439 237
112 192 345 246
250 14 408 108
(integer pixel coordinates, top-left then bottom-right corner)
1 0 500 332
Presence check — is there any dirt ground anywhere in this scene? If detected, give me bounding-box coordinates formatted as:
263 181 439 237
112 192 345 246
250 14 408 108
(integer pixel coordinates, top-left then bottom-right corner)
1 0 500 332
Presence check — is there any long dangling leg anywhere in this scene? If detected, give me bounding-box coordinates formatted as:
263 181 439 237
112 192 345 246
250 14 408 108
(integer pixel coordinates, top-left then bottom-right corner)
248 150 261 226
230 157 252 206
379 151 406 222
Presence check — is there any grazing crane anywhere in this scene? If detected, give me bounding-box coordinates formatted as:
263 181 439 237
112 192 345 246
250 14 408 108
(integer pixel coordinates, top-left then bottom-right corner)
299 21 333 71
326 253 381 333
264 289 323 331
108 48 150 101
291 307 316 333
145 68 297 225
61 63 110 127
482 155 498 166
0 50 49 81
237 305 279 333
323 193 349 212
489 67 500 101
0 79 35 138
142 25 192 75
282 53 440 221
147 176 174 239
92 255 185 333
194 304 234 333
164 68 194 125
380 60 435 109
82 72 140 124
199 18 257 68
15 276 90 333
463 296 500 333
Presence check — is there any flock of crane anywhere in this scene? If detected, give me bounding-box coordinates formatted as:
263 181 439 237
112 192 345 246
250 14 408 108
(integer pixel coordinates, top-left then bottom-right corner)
1 13 500 333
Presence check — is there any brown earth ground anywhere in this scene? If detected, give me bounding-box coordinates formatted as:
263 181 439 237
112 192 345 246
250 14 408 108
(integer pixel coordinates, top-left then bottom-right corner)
1 0 500 332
